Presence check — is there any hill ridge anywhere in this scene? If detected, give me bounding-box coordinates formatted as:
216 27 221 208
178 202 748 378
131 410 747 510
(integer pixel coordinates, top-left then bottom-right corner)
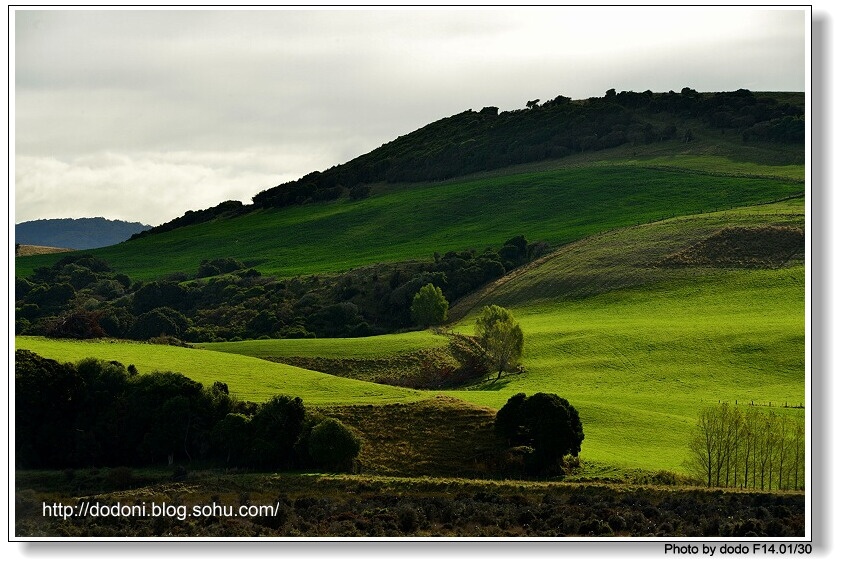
16 217 151 250
15 160 805 283
130 88 803 240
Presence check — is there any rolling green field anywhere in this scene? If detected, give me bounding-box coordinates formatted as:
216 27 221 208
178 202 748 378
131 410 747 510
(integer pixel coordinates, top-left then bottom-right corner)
448 200 805 471
17 196 805 474
15 160 803 281
446 266 804 471
18 268 803 473
448 201 804 471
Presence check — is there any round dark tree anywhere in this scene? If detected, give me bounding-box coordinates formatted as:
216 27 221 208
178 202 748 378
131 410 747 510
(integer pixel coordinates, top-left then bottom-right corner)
523 393 584 470
494 392 584 475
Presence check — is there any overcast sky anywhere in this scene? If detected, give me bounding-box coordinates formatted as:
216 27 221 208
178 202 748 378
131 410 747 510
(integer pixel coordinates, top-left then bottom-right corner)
13 7 807 226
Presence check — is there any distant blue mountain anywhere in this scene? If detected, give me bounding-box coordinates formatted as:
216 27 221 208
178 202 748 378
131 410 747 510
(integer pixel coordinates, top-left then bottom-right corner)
15 217 151 250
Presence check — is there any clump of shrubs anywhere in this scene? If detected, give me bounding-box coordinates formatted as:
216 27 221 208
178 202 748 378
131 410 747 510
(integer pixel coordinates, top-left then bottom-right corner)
302 417 362 472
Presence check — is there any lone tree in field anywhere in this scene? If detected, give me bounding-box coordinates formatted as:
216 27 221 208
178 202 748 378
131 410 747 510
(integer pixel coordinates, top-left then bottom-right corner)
495 392 585 475
411 283 449 327
474 305 524 380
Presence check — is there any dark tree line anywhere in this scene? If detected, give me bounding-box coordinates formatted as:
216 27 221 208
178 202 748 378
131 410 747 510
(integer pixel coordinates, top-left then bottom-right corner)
15 350 361 472
131 88 803 240
16 236 545 342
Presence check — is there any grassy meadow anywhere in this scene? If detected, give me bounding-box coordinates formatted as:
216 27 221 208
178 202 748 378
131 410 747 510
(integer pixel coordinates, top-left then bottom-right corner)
275 199 801 473
446 265 804 471
446 199 805 471
14 336 424 406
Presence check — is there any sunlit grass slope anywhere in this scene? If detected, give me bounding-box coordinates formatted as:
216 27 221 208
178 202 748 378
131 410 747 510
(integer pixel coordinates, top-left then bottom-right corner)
194 201 806 473
445 266 804 472
440 200 805 472
449 197 804 317
189 266 804 473
14 337 424 406
15 160 803 281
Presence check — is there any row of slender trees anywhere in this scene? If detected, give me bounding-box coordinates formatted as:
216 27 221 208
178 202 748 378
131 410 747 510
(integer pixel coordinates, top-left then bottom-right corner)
685 403 804 491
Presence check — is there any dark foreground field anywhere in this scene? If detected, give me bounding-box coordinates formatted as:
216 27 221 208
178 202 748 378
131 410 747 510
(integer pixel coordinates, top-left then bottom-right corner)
16 470 804 538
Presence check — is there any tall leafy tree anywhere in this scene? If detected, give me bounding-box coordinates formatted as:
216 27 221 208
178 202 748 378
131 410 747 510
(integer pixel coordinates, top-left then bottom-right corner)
249 395 305 469
474 305 524 380
411 283 449 327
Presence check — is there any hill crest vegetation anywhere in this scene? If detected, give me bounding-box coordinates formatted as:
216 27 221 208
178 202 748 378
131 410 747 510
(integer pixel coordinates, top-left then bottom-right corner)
130 88 803 239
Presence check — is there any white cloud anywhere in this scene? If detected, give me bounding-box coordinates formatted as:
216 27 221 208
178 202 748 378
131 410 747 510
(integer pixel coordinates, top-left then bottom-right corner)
14 147 332 225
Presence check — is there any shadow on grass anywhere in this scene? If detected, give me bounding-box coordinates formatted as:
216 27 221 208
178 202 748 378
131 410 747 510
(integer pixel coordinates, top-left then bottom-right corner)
468 376 515 392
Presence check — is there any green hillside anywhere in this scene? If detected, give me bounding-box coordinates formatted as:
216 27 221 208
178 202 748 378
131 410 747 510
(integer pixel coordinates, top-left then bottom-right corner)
444 200 805 471
449 196 804 317
17 89 803 282
13 201 805 474
446 265 804 471
15 158 803 281
123 88 801 243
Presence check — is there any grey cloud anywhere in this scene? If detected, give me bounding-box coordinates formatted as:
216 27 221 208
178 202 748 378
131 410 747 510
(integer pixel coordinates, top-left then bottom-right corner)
14 7 806 225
